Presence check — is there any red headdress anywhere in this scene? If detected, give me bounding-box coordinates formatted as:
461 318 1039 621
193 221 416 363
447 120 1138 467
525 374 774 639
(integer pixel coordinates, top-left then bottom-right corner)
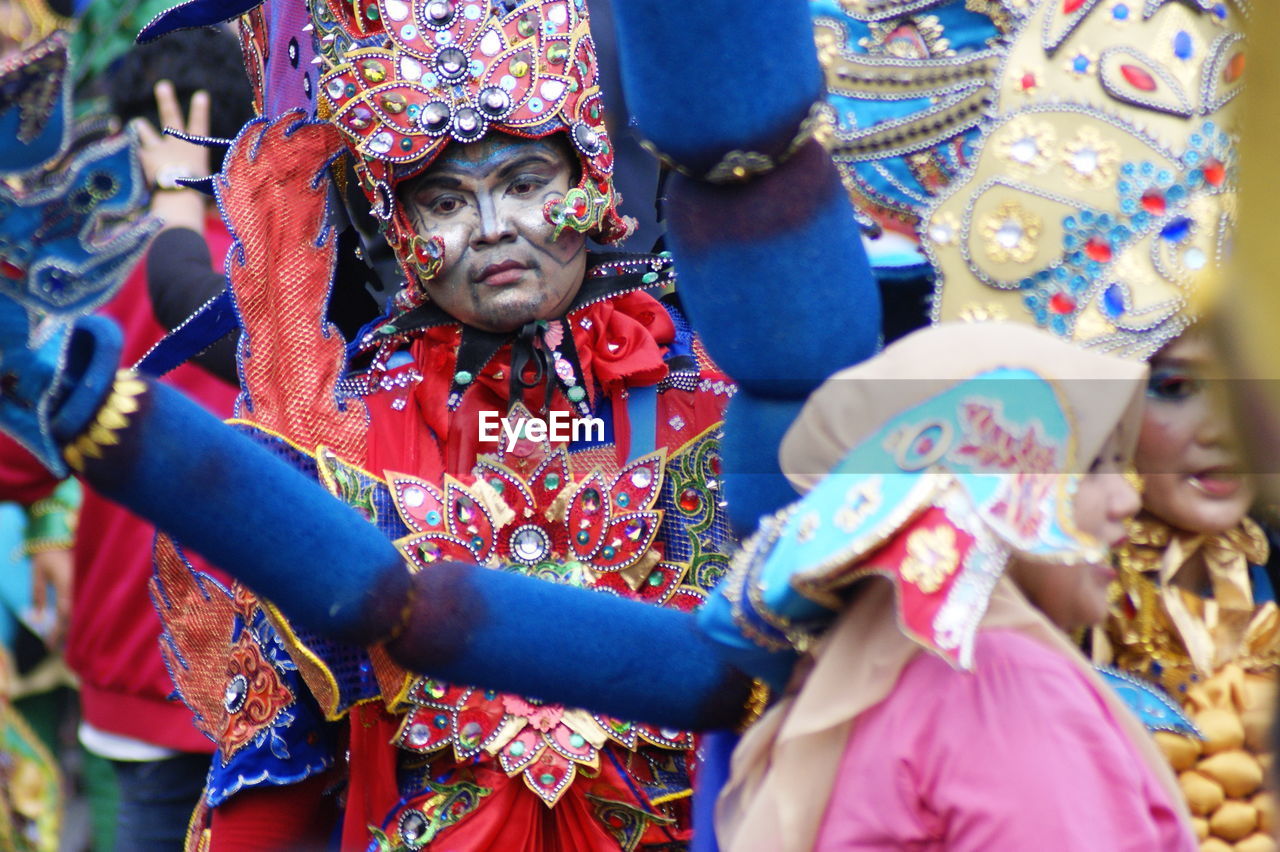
311 0 629 293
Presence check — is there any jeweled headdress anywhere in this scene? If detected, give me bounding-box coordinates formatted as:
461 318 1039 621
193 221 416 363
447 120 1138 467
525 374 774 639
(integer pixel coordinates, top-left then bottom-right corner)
812 0 1013 241
311 0 628 287
926 0 1243 358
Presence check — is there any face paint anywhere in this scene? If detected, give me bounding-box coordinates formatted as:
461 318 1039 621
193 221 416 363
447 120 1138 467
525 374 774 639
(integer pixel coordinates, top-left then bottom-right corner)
397 135 587 332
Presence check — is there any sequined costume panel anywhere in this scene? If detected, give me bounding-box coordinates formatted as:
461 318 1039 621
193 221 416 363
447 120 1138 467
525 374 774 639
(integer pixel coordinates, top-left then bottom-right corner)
1103 516 1280 848
351 301 733 850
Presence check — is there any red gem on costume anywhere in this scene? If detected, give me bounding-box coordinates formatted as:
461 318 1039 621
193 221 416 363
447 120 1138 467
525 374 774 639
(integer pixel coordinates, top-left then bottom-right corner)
709 455 722 475
1225 52 1245 83
1084 236 1112 263
1049 293 1076 314
1063 0 1085 11
678 488 701 513
1140 190 1166 215
1203 158 1226 187
1120 65 1158 92
1020 72 1037 91
0 260 23 279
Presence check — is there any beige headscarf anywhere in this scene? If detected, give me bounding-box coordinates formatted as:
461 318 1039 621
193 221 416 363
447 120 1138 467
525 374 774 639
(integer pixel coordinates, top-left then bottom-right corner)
780 323 1147 493
716 323 1189 851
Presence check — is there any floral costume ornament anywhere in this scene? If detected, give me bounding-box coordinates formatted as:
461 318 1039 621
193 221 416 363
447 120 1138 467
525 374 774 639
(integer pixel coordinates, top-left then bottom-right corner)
311 0 629 296
927 0 1243 358
377 429 703 807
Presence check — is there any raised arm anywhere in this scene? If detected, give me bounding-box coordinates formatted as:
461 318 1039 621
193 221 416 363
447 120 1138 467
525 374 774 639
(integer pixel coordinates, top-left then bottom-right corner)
605 0 882 529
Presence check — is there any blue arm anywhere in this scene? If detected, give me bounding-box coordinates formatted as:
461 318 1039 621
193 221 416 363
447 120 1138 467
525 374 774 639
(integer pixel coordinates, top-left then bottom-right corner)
59 321 772 728
605 0 882 530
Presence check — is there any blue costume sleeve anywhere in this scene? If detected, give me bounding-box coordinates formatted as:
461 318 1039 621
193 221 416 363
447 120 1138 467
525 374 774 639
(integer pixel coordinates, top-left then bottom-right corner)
62 351 761 729
603 0 882 531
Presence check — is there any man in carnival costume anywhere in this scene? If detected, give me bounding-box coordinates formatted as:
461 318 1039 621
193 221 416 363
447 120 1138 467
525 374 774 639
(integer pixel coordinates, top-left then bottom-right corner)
0 0 871 848
0 0 878 849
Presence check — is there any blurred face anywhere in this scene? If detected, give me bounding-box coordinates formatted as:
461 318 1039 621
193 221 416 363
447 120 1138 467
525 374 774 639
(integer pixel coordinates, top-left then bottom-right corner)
1135 333 1253 534
1010 430 1142 631
398 135 586 333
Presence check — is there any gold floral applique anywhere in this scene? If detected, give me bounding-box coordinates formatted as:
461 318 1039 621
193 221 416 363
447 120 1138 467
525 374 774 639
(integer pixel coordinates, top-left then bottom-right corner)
901 525 961 593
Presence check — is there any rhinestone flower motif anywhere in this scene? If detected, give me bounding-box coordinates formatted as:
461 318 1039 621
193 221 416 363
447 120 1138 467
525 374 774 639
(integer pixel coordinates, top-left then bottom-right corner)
927 210 961 247
385 445 701 805
1062 126 1120 189
993 116 1055 175
979 202 1041 264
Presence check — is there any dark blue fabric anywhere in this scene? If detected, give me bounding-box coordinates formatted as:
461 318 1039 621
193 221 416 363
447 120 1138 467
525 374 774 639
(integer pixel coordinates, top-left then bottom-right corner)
664 155 880 395
79 378 411 646
134 290 238 377
110 752 210 852
691 730 737 852
720 394 805 535
137 0 266 43
54 319 124 443
606 0 822 169
1251 562 1275 605
387 562 753 731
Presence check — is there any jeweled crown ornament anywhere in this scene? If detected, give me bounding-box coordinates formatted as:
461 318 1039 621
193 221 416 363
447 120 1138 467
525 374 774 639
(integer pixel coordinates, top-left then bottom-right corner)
310 0 629 290
928 0 1243 358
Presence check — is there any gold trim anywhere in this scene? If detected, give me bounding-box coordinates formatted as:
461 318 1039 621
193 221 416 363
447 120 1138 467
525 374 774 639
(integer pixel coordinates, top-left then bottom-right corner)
64 370 148 472
735 679 772 734
649 788 694 806
638 101 826 184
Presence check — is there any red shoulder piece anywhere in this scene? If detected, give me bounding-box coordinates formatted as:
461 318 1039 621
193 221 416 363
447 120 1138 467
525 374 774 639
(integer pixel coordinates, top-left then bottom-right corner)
217 113 368 461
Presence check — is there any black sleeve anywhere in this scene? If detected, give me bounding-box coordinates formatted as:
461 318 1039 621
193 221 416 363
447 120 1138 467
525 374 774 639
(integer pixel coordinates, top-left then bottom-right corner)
145 227 239 384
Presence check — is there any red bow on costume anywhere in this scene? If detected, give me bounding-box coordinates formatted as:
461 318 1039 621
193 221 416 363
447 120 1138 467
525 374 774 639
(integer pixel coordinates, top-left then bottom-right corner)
407 290 674 476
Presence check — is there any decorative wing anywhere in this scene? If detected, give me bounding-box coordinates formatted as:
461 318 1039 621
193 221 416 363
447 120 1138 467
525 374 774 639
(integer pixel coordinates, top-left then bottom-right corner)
149 534 238 744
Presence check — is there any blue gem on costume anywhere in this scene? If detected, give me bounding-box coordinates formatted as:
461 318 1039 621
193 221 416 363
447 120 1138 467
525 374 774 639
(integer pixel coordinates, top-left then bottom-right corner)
1103 284 1125 318
1112 4 1129 19
1159 216 1193 243
399 809 430 847
224 674 249 713
1072 54 1091 73
1173 31 1193 60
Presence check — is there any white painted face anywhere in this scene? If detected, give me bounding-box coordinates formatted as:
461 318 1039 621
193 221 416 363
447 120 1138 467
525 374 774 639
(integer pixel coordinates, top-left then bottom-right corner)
397 135 587 333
